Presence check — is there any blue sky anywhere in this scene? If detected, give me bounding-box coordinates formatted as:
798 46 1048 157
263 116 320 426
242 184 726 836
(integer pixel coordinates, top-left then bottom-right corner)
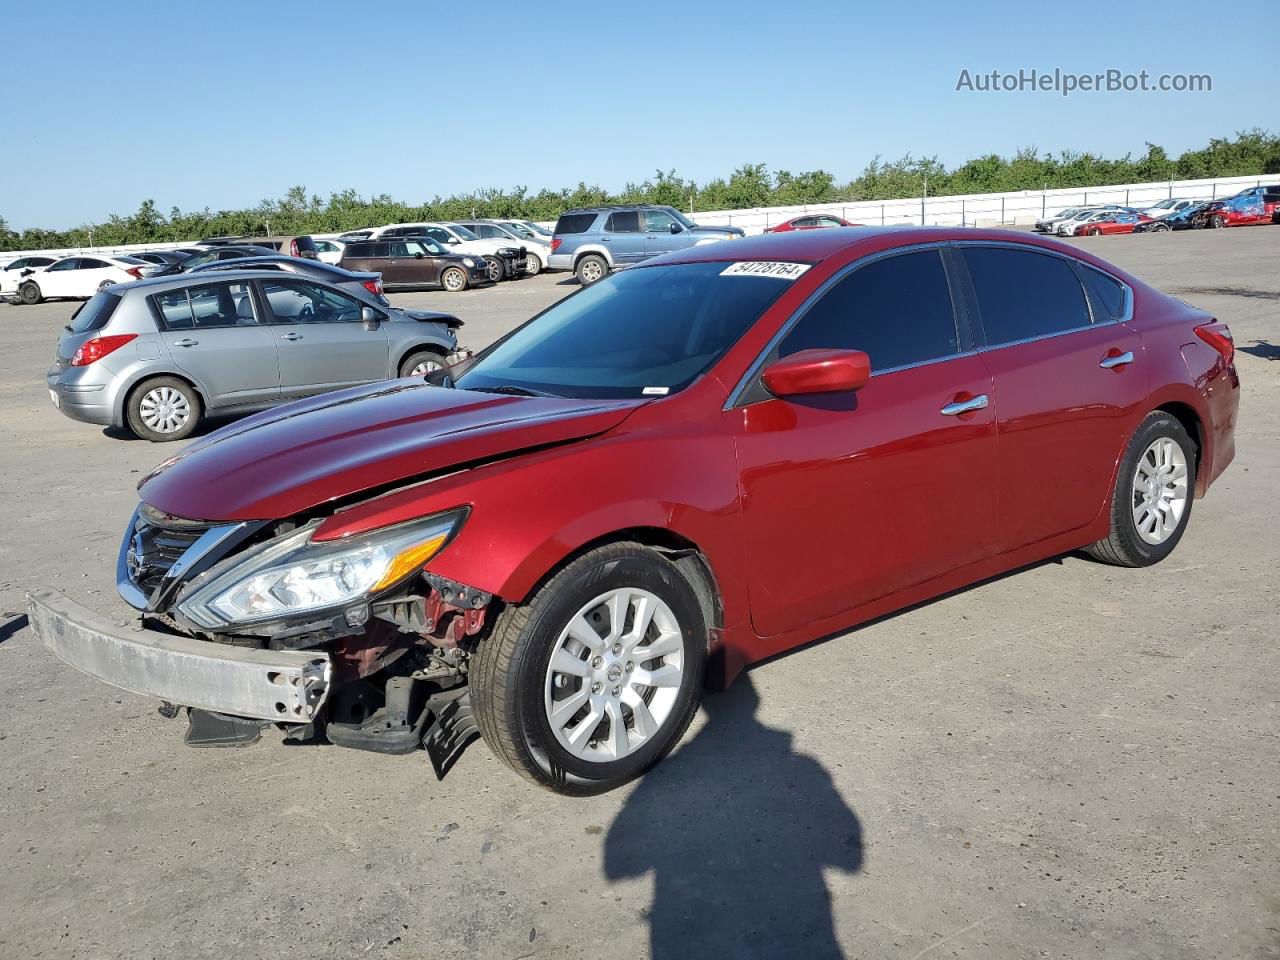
2 0 1275 229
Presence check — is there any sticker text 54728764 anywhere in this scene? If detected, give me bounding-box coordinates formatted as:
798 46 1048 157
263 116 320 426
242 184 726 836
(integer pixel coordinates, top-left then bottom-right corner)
720 261 812 280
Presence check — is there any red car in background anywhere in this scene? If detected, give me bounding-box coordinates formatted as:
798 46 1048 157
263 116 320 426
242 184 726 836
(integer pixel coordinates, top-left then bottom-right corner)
28 227 1239 795
1079 212 1156 236
768 213 859 232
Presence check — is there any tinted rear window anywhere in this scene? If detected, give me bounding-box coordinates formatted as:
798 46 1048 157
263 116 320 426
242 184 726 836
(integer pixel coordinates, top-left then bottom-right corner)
554 213 598 235
962 247 1092 346
1081 265 1127 321
345 242 388 258
69 292 122 334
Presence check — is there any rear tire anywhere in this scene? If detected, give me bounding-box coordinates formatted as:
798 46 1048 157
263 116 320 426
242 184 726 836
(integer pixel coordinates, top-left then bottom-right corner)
440 266 467 292
126 376 202 442
1152 222 1170 233
18 282 42 305
575 254 608 286
1085 411 1196 567
398 348 446 378
1210 215 1226 229
472 542 707 795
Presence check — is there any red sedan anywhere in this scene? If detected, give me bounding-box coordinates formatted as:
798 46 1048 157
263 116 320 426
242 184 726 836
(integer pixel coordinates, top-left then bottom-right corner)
1080 212 1156 236
28 227 1239 794
768 213 859 232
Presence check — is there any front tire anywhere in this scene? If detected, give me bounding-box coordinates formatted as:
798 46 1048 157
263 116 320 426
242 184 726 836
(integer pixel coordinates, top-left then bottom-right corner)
126 376 202 442
483 256 504 283
1086 411 1196 567
18 282 42 305
524 254 542 277
575 254 608 286
1210 215 1226 229
398 348 446 378
440 266 467 292
472 542 707 795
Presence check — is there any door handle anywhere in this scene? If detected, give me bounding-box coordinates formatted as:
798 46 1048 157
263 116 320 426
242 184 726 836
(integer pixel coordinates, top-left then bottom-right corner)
173 338 198 347
1099 350 1134 369
281 332 304 341
940 394 989 416
600 236 611 241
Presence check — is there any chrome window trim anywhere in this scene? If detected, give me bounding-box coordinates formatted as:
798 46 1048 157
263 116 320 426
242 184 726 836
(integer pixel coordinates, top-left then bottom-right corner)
723 242 960 410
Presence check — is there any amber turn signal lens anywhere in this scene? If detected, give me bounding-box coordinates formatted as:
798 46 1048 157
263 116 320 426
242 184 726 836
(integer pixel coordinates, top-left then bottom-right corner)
370 533 450 592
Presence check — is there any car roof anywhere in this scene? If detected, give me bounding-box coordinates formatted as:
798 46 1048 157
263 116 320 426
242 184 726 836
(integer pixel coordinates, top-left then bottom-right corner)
638 226 1129 270
114 268 352 294
559 204 677 215
189 254 362 275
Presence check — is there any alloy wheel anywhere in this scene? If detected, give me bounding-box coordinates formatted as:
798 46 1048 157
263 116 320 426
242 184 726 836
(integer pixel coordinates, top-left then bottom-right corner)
138 386 191 434
1132 437 1189 544
409 358 442 376
543 587 685 763
443 269 465 291
580 259 603 284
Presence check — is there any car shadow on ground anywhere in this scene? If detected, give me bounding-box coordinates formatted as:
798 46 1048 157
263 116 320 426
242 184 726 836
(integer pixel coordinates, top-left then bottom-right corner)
605 673 863 959
0 614 29 645
101 413 241 443
1239 340 1280 361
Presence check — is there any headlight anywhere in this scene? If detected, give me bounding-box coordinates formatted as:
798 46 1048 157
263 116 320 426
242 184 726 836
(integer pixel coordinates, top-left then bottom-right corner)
176 511 465 629
462 258 476 267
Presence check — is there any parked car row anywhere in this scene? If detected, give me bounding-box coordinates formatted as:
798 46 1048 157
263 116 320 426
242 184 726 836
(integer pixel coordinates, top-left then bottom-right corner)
1035 184 1280 238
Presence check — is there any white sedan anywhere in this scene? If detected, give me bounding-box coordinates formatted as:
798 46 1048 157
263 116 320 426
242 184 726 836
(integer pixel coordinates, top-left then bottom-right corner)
312 238 346 265
12 255 153 305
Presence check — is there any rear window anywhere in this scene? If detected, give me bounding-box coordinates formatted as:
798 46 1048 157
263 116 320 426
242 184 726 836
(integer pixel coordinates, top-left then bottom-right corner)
1081 265 1127 321
963 247 1092 346
345 242 388 258
290 236 317 255
554 213 598 235
69 292 122 334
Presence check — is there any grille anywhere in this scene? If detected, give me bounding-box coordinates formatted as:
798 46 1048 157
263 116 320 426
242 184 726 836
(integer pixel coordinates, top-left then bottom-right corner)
127 510 212 595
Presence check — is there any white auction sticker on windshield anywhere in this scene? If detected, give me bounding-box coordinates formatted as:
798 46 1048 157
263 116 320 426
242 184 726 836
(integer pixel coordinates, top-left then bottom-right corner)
720 261 811 279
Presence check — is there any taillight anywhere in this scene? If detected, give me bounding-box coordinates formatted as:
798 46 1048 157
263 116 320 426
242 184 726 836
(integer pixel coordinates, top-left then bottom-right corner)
290 240 299 257
363 279 384 297
1194 322 1234 364
125 267 144 280
70 334 137 366
550 237 562 252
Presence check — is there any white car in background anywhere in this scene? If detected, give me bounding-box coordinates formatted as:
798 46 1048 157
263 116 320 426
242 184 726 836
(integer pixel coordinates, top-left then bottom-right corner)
312 238 346 265
1055 207 1125 236
11 255 154 305
1 255 59 299
454 220 553 275
1138 198 1207 220
1034 207 1093 232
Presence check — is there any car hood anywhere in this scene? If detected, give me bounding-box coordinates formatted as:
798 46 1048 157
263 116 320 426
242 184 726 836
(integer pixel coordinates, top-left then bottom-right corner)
138 382 645 522
691 223 746 237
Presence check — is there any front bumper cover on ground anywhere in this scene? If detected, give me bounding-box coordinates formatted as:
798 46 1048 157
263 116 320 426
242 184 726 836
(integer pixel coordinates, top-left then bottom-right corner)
26 588 331 722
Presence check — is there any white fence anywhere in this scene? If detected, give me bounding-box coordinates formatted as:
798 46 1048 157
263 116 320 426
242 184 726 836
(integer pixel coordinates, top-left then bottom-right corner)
3 173 1272 260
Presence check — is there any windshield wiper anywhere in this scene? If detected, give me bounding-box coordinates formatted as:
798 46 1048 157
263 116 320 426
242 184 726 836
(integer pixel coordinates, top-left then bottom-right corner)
471 384 560 398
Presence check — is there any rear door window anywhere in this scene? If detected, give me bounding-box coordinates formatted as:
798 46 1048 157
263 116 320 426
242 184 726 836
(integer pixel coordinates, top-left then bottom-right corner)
777 249 960 373
962 247 1092 346
153 282 257 329
605 211 642 233
554 213 598 234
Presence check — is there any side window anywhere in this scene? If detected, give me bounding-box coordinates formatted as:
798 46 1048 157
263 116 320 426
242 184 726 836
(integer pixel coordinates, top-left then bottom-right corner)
606 211 642 233
777 250 960 373
262 280 362 324
1080 265 1127 321
49 259 80 271
422 227 452 245
792 217 816 227
388 241 410 257
80 258 110 269
154 282 256 330
475 225 502 239
642 210 678 232
962 247 1092 346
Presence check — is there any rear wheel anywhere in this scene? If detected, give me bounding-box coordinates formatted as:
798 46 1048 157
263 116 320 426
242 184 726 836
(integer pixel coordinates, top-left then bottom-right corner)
472 542 706 795
127 376 202 442
18 282 42 305
575 254 608 286
1086 411 1196 567
440 266 467 292
97 280 115 292
483 257 504 283
1210 215 1226 229
399 348 446 378
1152 222 1170 233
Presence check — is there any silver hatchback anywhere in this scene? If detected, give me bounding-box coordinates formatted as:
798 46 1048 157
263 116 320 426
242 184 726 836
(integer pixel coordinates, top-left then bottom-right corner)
47 269 463 441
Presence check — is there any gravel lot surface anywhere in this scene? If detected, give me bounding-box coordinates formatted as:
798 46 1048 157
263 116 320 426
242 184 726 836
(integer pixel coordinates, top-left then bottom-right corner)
1 228 1277 960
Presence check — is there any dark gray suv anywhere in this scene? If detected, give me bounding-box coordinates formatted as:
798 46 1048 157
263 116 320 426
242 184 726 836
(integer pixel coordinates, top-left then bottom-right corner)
548 204 745 285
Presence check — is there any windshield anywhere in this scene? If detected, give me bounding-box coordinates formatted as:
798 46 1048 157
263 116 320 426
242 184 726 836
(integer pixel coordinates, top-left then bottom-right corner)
520 220 553 237
672 210 697 229
449 225 480 241
456 261 797 399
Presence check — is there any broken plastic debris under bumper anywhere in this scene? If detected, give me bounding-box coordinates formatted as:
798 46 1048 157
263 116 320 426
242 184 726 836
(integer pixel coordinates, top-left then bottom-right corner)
25 588 331 722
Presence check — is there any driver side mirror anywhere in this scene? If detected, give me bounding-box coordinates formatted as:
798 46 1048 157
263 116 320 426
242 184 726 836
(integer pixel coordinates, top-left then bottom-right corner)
446 237 460 245
414 252 424 259
361 306 381 331
762 349 870 397
669 222 683 234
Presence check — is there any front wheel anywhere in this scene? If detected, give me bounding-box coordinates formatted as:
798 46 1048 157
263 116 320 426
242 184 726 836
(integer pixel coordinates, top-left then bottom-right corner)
18 282 42 305
1152 222 1170 233
472 542 707 795
440 266 468 292
399 348 446 378
524 255 542 277
1210 215 1226 229
1086 411 1196 567
483 257 504 283
126 376 202 442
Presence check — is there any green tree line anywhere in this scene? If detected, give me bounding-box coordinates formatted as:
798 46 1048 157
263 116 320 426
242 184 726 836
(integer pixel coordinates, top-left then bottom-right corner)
3 130 1277 252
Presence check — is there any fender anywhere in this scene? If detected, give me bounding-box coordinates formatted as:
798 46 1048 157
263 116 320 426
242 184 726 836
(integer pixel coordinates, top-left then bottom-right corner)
570 243 614 269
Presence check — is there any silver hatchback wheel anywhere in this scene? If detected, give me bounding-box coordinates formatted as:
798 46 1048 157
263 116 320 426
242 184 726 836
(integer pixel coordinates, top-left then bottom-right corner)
138 385 192 434
543 587 685 764
1132 436 1189 544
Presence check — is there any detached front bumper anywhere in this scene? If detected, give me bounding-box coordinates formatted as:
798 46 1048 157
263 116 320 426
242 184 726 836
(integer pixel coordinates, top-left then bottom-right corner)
26 588 331 722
